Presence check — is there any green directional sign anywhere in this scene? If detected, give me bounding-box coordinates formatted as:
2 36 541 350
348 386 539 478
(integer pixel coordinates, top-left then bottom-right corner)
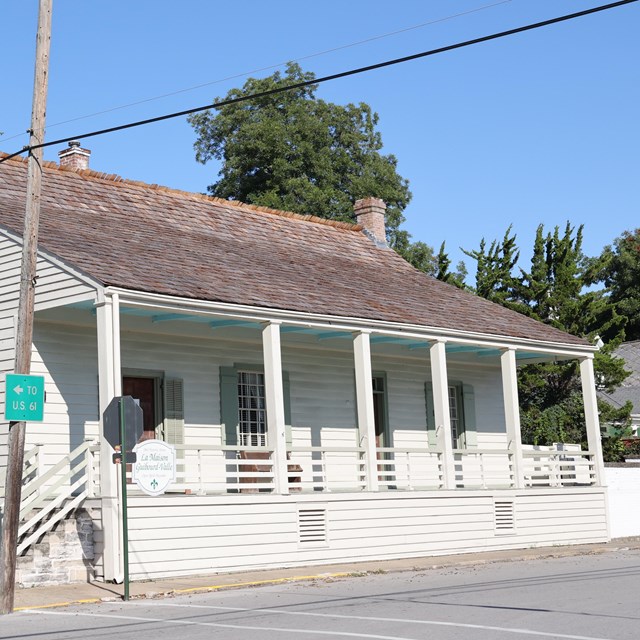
4 373 45 422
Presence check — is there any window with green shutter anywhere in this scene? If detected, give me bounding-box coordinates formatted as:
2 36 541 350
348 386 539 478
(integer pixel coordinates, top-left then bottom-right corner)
219 365 292 446
424 380 477 449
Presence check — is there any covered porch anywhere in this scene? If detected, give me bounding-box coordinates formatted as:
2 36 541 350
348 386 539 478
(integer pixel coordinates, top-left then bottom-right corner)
17 288 608 583
92 288 604 497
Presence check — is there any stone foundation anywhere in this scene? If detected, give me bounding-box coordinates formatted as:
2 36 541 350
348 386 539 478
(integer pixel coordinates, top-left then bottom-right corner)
16 508 95 588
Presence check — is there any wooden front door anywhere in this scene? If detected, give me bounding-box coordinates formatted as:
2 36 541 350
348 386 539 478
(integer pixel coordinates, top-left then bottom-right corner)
123 376 157 442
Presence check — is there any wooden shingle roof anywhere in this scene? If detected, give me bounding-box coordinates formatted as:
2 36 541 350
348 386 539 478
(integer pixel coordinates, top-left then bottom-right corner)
0 155 588 347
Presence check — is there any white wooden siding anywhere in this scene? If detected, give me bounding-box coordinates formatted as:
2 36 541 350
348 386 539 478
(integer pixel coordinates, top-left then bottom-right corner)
0 315 15 491
25 322 100 471
20 319 513 493
116 488 608 581
0 234 96 316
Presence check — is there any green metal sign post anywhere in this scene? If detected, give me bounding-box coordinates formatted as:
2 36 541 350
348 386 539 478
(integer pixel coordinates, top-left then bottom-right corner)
118 398 130 602
103 396 143 602
4 374 45 422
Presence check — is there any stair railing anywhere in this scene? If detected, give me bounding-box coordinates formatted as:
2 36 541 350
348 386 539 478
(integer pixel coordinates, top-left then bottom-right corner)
17 438 99 555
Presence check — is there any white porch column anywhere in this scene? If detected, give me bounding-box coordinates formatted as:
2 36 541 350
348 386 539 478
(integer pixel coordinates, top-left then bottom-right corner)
580 356 605 486
96 295 122 582
429 340 455 489
111 292 122 397
501 348 525 488
353 330 378 491
262 321 289 494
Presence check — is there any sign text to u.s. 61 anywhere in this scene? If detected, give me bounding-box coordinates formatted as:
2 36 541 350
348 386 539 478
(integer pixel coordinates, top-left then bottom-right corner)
4 373 46 422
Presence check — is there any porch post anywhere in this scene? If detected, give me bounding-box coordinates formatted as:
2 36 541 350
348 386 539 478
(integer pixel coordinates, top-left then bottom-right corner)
429 340 455 489
353 330 378 491
111 292 122 397
500 348 525 488
579 356 605 486
96 295 122 582
262 321 289 494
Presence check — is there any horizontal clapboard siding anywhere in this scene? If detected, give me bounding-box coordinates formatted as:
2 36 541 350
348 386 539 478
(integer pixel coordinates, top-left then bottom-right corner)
24 322 100 468
0 234 96 315
117 488 607 580
116 322 510 452
0 315 15 492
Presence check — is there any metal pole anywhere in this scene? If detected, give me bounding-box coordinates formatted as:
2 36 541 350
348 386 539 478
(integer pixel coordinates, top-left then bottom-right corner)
0 0 53 616
119 399 130 601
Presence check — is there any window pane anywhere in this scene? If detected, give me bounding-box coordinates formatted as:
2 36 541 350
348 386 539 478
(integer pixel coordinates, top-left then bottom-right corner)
238 371 267 446
449 386 459 446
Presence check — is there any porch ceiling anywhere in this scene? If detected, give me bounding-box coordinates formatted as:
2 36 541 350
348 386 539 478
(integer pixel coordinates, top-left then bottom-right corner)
67 301 561 363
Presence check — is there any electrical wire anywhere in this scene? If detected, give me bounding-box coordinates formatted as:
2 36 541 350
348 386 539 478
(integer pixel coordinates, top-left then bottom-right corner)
1 0 636 165
0 0 513 144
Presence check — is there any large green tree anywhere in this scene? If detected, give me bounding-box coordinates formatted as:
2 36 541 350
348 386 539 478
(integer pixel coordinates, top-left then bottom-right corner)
598 229 640 341
463 223 630 449
189 62 412 249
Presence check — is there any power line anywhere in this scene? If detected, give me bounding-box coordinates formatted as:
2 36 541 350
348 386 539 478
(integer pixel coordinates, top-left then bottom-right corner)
0 0 512 144
1 0 636 165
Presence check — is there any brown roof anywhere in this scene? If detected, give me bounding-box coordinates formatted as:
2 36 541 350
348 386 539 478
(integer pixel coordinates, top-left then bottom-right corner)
0 155 587 347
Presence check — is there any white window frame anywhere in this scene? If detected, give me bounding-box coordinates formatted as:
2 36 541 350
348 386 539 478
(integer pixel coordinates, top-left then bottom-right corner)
237 370 267 446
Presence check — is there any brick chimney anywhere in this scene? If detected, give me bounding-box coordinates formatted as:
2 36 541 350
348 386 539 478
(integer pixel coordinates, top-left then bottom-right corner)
354 197 387 245
58 140 91 171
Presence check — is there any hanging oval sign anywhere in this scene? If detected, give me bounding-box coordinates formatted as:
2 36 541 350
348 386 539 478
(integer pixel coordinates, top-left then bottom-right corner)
132 439 176 496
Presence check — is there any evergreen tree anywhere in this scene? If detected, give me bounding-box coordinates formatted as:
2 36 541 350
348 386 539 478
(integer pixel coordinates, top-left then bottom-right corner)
435 242 467 289
463 223 630 449
599 229 640 341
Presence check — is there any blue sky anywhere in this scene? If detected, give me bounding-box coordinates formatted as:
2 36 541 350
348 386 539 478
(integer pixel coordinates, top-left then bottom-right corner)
2 1 638 274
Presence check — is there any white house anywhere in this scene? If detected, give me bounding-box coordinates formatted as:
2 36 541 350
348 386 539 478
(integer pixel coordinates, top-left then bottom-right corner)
0 144 607 585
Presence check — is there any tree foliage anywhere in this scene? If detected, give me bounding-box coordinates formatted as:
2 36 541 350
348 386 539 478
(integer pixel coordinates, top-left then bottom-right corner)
598 229 640 341
189 62 412 246
463 223 630 451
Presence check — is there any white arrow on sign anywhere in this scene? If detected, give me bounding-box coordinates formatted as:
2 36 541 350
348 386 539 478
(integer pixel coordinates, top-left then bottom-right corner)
13 385 24 395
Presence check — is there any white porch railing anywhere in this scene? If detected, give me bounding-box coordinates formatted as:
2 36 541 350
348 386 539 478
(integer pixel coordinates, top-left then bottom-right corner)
151 443 598 494
374 448 443 490
17 438 99 555
168 445 277 494
286 447 367 492
166 445 368 494
14 442 594 505
522 446 596 487
452 448 516 489
158 444 582 493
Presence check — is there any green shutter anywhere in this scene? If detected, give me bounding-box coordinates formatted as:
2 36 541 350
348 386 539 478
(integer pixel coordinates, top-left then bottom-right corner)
462 383 477 448
164 378 185 456
424 381 437 447
283 370 292 446
220 366 238 446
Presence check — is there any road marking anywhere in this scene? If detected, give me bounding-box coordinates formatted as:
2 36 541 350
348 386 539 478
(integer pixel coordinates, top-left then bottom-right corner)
13 573 352 611
20 609 463 640
142 602 618 640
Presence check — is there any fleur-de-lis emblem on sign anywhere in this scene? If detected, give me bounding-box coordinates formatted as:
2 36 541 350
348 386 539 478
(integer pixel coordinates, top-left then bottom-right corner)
151 479 158 490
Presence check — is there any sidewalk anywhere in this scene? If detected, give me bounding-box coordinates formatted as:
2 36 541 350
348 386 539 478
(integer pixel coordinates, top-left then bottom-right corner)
14 537 640 611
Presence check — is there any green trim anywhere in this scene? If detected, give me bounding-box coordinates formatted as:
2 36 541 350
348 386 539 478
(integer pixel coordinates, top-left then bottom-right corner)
424 380 476 448
220 366 239 446
282 370 292 444
462 383 477 447
372 370 391 447
424 381 437 447
220 364 292 446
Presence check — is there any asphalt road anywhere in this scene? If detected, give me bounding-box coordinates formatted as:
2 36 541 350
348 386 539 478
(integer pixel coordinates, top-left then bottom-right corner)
4 549 640 640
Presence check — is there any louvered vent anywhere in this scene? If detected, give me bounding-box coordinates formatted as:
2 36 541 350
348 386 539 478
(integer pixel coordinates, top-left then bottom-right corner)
298 508 328 546
494 499 516 535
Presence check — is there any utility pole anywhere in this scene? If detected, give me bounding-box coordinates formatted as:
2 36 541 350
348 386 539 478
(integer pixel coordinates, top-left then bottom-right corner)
0 0 53 615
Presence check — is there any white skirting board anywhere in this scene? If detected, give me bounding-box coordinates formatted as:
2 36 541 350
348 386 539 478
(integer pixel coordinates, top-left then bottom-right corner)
91 487 609 581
